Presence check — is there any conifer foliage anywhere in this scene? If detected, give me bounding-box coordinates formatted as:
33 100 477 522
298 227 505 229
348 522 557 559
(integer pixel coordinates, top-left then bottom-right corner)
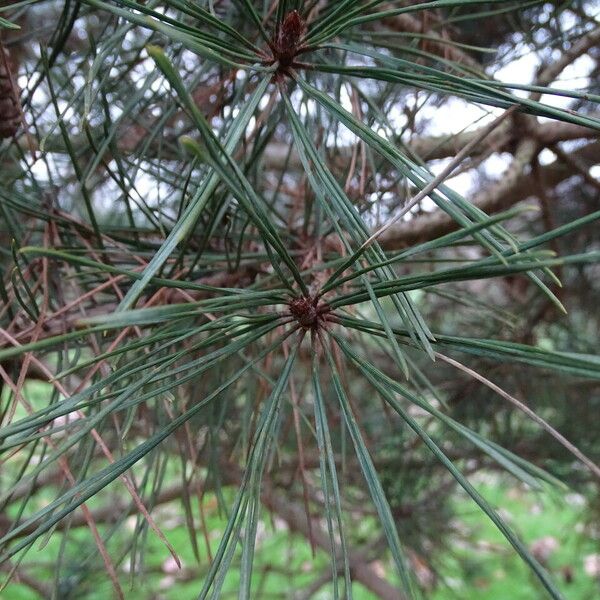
0 1 599 598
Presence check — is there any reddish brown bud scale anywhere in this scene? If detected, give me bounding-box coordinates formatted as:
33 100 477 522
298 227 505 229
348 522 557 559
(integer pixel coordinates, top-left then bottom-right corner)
289 296 320 329
272 10 306 71
278 10 304 51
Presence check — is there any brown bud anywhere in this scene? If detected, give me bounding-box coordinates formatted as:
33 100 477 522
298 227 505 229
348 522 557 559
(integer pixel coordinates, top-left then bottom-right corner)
274 10 305 69
278 10 304 51
0 41 21 139
289 295 319 329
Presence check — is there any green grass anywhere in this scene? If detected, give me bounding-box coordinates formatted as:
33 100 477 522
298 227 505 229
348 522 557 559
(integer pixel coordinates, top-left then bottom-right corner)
3 474 597 599
2 383 598 599
432 479 598 600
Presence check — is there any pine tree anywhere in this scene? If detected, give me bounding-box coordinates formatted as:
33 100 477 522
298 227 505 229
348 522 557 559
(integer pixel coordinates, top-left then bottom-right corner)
1 1 599 598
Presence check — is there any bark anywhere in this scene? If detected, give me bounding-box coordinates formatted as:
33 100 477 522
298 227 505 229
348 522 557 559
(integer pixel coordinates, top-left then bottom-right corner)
379 141 600 249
